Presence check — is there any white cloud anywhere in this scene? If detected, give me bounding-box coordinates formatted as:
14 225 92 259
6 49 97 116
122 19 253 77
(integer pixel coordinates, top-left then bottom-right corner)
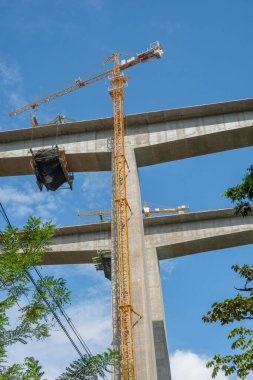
81 172 111 210
0 60 22 86
0 57 56 129
170 350 253 380
0 182 65 222
41 264 111 300
0 57 30 130
7 291 111 379
5 262 112 379
0 58 27 110
160 260 176 280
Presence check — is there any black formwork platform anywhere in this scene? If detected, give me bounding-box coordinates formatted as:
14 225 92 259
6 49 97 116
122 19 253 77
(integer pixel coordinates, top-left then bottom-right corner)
93 250 111 280
30 145 73 191
101 256 111 281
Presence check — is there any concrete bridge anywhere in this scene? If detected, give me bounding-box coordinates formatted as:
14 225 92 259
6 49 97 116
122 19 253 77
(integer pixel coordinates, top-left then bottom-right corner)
45 208 253 265
1 98 253 380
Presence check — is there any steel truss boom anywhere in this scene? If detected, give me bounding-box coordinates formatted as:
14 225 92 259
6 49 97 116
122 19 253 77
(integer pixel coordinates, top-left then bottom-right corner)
9 42 163 117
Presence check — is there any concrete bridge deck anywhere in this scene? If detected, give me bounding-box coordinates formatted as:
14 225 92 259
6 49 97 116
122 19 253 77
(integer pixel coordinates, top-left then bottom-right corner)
0 98 253 175
43 208 253 265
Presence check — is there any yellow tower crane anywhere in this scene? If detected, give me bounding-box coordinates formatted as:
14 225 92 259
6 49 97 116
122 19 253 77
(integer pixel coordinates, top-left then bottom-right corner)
77 209 111 222
143 202 189 217
9 42 163 380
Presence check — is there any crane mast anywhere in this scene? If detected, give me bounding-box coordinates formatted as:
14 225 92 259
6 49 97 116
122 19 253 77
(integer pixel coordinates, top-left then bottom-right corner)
110 53 135 379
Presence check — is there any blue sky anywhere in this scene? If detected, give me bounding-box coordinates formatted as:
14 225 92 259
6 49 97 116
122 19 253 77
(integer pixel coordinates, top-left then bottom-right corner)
0 0 253 378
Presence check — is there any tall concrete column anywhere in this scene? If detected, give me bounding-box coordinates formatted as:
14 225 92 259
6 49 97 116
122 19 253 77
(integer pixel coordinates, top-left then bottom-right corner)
145 247 171 379
125 146 157 380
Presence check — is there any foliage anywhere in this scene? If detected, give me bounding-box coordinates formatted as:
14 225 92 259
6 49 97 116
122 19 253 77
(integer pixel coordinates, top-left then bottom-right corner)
0 357 45 380
203 167 253 378
203 264 253 378
0 216 118 379
0 216 71 376
57 349 119 380
223 165 253 216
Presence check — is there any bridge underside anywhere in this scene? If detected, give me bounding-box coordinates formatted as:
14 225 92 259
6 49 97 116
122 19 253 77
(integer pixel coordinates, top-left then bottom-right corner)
0 98 253 176
42 209 253 265
42 208 253 380
1 98 253 380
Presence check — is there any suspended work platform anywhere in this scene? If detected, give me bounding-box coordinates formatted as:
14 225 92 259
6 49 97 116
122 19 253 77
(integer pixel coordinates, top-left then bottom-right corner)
30 145 73 191
92 250 112 280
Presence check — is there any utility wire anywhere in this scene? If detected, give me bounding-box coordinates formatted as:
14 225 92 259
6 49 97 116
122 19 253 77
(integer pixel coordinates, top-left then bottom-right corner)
33 266 93 356
0 204 85 357
0 202 108 380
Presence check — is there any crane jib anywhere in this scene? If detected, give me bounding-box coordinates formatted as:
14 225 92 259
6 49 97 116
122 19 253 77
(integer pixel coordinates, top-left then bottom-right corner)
9 43 163 117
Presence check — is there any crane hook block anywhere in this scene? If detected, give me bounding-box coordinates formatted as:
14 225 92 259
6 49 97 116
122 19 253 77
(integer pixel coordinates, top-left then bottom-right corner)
30 145 74 191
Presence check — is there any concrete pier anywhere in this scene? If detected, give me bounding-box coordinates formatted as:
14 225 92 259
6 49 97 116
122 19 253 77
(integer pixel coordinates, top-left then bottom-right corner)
1 98 253 379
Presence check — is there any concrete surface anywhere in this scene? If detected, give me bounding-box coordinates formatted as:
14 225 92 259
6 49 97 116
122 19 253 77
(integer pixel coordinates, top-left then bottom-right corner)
1 98 253 379
0 98 253 175
40 208 253 380
44 209 253 265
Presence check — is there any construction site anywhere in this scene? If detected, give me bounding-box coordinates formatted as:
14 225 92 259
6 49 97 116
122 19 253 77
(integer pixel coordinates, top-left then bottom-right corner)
0 2 253 379
0 37 252 378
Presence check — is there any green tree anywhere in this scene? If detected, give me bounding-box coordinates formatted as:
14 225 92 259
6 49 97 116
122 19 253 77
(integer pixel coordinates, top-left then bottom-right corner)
0 216 118 379
202 166 253 379
223 165 253 216
57 349 118 380
0 216 70 378
0 357 45 380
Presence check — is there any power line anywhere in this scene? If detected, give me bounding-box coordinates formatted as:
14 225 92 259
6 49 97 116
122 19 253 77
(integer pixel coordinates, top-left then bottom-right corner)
33 266 93 356
0 202 108 380
0 204 86 357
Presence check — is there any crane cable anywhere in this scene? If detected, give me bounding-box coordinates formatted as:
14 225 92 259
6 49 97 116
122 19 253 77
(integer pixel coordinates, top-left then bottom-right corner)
0 203 108 380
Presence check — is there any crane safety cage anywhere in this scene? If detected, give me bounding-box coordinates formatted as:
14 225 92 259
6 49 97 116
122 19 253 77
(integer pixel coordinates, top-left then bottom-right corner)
30 145 73 191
